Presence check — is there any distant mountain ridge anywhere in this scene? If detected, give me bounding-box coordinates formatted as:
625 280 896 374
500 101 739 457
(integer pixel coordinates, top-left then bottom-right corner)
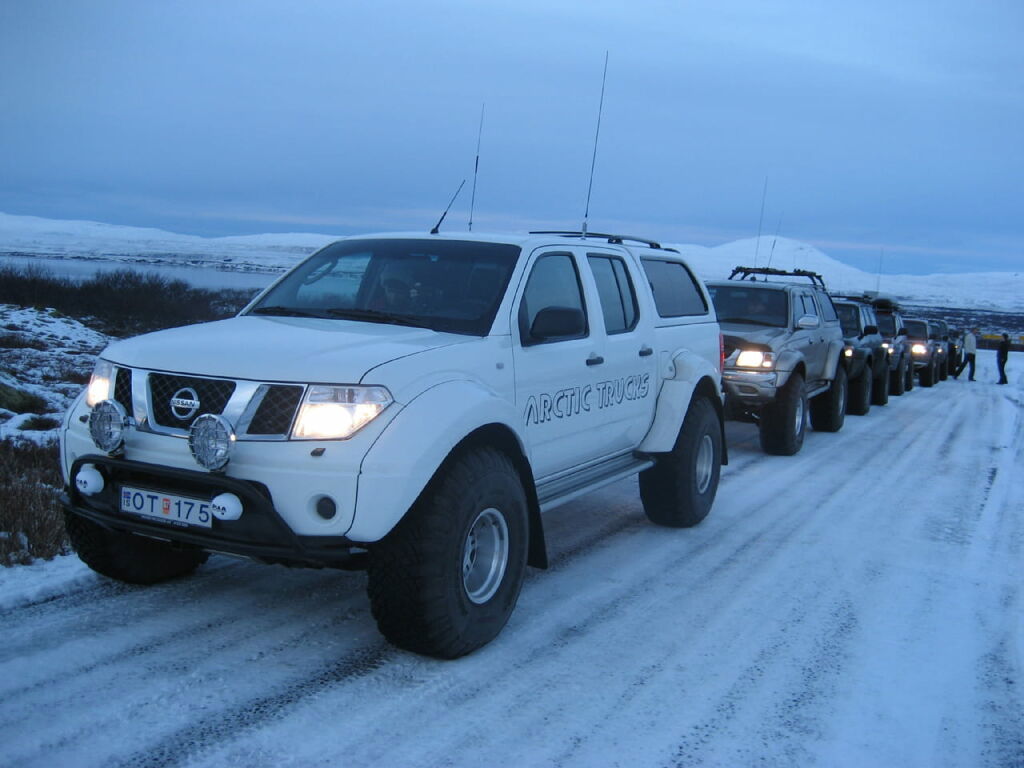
1 212 1020 311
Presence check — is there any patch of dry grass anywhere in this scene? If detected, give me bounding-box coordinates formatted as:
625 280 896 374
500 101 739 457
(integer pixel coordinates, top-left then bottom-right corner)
0 439 67 565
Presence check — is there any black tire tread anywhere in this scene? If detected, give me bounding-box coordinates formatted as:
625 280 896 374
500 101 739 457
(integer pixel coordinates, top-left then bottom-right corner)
639 397 721 528
759 372 806 455
367 448 527 659
64 512 207 585
810 365 847 433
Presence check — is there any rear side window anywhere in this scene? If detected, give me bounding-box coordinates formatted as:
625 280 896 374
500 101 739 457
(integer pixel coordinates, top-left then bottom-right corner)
641 259 708 317
588 254 638 334
816 291 839 322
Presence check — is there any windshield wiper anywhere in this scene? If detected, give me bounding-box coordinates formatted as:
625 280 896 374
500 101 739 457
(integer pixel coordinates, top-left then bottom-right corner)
324 307 433 329
249 305 324 318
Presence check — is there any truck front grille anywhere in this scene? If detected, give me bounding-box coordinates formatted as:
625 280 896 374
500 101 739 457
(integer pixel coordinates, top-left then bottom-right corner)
247 385 304 435
149 374 236 428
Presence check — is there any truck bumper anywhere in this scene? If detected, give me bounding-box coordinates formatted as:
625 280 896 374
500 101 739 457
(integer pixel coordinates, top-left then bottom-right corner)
63 455 364 568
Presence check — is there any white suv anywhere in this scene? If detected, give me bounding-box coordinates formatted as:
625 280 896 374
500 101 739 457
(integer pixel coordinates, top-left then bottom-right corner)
61 231 725 657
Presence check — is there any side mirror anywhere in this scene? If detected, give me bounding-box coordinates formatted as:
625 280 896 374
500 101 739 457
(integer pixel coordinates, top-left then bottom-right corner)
863 325 878 336
529 306 585 342
796 314 819 329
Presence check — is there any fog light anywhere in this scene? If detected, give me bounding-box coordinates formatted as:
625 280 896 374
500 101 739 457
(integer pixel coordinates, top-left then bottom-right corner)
75 464 105 496
315 496 337 520
89 399 128 454
210 492 243 521
188 414 235 471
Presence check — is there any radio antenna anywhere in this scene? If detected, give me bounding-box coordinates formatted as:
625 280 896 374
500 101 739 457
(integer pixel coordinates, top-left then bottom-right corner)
430 179 466 235
752 176 768 267
581 51 609 238
766 213 783 269
876 248 884 293
468 103 485 232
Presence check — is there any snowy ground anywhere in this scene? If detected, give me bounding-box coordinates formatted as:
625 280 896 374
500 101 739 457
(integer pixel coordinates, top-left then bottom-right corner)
1 350 1020 767
0 304 107 443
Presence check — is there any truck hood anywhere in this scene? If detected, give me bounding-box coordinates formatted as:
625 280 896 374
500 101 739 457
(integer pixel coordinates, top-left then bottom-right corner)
102 316 472 384
720 324 789 350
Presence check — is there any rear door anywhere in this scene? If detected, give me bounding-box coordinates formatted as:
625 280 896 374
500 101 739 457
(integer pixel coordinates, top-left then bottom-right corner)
583 249 658 451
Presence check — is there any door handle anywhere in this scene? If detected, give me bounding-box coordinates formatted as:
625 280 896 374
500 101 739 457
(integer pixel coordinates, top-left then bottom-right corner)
639 346 653 357
586 355 605 366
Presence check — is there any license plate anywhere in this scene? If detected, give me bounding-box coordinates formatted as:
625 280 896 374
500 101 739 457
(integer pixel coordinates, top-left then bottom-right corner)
119 486 213 528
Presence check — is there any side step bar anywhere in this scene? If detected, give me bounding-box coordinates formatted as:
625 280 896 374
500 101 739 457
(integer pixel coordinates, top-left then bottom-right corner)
536 452 655 513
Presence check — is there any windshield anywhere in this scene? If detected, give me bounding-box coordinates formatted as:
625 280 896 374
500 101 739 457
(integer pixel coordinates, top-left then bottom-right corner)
707 285 788 328
904 320 928 339
876 313 896 335
248 238 520 335
835 304 860 336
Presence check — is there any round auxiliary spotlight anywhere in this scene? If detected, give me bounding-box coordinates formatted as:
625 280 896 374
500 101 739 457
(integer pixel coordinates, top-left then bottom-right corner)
89 399 128 454
188 414 235 472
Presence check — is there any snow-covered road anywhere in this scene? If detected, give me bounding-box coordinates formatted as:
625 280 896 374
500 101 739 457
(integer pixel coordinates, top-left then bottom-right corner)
2 351 1022 767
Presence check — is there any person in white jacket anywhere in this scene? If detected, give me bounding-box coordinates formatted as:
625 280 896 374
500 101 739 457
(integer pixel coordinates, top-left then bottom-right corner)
954 328 978 380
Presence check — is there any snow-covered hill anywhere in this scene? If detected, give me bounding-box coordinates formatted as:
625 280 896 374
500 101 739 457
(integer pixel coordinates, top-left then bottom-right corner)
2 212 1021 311
672 237 1024 312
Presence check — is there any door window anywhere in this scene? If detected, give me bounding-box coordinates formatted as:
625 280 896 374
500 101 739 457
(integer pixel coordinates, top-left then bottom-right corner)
587 254 638 334
519 253 587 345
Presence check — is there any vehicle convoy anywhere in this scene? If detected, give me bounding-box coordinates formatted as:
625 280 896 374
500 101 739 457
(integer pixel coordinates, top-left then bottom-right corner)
706 267 847 456
870 297 913 394
903 317 941 387
832 297 890 413
60 231 727 658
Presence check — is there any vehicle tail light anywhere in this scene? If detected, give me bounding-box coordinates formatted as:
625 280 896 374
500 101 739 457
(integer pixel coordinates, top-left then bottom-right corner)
719 333 725 373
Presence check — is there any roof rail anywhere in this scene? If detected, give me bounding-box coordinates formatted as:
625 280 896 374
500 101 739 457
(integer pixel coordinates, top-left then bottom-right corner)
727 265 827 290
529 230 678 253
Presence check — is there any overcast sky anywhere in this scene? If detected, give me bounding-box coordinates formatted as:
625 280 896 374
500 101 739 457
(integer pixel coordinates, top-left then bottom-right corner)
2 0 1022 274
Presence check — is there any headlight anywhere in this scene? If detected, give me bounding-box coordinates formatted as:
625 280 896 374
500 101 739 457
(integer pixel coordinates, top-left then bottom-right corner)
735 350 774 369
843 346 854 358
881 342 891 350
912 343 928 355
292 385 392 440
86 359 114 408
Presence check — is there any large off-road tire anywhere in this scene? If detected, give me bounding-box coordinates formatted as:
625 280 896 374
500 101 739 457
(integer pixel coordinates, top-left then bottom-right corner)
890 356 907 396
919 360 935 388
938 358 949 381
810 365 847 433
871 364 890 406
759 372 807 455
63 512 208 584
847 363 873 415
367 448 529 659
639 397 722 528
904 358 915 392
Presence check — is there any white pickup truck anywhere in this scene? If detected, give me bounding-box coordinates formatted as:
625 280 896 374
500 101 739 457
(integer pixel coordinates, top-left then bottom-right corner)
61 230 726 657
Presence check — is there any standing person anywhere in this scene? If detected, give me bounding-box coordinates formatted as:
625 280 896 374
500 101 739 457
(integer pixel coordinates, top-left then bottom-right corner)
954 327 978 380
997 333 1010 384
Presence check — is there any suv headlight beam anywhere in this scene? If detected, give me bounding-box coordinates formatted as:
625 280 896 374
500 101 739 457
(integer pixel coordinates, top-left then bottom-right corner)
292 385 392 440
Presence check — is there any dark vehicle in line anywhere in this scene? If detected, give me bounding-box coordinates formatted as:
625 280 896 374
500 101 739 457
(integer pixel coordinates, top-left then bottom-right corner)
929 318 954 380
832 297 889 413
871 297 913 395
903 317 941 387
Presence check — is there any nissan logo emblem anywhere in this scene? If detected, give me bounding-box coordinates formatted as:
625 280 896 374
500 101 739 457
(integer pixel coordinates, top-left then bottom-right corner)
170 387 201 420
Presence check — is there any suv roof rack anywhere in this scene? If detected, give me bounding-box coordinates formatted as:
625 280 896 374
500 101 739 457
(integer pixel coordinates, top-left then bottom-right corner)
529 231 679 253
727 265 827 290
